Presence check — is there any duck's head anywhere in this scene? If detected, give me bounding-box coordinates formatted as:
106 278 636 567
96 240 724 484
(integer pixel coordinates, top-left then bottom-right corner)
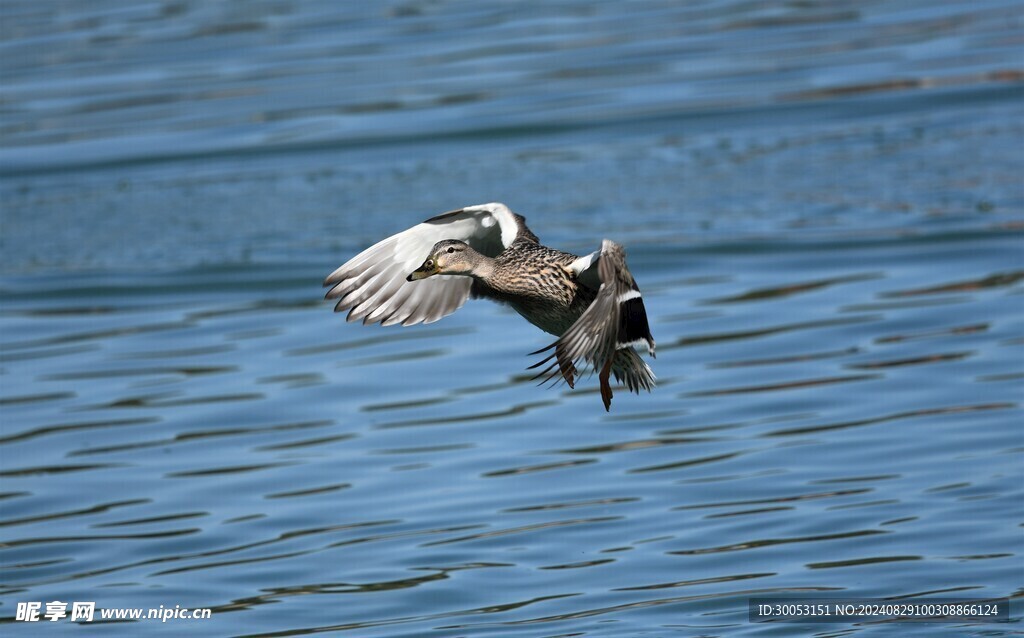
407 240 477 281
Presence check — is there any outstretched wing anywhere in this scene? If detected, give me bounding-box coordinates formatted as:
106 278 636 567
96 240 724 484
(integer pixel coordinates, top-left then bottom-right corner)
531 239 656 392
324 203 528 327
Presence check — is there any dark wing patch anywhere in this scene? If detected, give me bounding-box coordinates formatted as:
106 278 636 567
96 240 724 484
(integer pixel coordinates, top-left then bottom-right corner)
618 296 654 352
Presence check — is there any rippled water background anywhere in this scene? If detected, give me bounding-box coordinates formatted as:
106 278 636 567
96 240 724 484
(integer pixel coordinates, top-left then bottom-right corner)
2 1 1023 636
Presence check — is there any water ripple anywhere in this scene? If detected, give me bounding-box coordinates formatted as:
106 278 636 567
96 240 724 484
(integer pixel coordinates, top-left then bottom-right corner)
686 374 879 397
422 517 624 547
764 402 1016 436
0 500 150 528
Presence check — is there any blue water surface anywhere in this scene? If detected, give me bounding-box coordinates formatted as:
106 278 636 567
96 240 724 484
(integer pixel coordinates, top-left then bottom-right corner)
1 1 1022 636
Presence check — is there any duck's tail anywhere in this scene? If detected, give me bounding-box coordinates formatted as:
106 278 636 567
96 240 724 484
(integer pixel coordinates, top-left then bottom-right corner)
529 240 656 410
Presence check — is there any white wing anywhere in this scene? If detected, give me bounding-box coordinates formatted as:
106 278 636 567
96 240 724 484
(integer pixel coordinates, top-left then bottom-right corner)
324 203 523 327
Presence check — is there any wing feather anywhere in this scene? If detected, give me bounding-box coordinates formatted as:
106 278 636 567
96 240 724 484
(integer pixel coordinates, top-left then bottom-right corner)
532 240 655 394
324 203 524 327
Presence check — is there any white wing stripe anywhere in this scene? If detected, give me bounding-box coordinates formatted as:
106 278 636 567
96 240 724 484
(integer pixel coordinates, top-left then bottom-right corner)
568 251 598 275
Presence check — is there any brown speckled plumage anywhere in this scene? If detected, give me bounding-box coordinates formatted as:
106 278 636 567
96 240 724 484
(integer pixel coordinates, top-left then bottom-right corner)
472 238 597 337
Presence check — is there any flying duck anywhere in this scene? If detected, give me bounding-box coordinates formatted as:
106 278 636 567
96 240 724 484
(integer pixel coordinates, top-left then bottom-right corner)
323 203 655 410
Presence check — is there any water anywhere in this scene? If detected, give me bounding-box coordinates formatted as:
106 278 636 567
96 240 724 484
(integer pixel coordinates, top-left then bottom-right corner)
1 1 1022 636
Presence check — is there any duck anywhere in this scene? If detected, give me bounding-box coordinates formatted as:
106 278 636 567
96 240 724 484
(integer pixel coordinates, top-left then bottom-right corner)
323 202 655 410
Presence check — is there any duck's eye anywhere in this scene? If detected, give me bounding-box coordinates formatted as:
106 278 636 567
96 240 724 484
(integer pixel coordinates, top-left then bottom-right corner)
446 246 455 254
425 259 433 268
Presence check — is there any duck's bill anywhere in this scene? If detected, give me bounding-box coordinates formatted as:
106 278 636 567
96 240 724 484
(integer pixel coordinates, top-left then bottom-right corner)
406 265 437 282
